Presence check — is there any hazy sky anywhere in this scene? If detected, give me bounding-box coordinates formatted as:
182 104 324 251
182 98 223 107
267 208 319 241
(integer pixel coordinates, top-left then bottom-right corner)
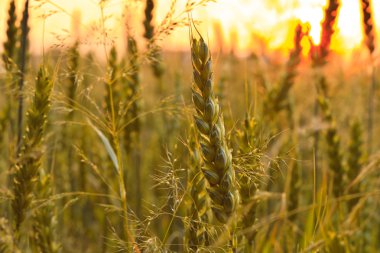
1 0 379 56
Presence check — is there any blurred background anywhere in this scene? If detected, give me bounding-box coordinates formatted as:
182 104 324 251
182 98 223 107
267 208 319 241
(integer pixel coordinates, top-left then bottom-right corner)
1 0 379 56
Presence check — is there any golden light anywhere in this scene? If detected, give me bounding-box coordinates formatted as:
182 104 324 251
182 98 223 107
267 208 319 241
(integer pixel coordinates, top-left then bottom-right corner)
0 0 379 56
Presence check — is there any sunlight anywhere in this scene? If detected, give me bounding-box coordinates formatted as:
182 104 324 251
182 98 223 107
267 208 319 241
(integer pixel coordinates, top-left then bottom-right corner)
0 0 379 55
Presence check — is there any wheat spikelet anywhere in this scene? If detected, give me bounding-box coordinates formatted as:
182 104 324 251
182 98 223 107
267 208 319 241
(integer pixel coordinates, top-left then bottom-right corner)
317 79 344 197
360 0 376 54
190 31 239 224
12 67 53 235
186 133 211 252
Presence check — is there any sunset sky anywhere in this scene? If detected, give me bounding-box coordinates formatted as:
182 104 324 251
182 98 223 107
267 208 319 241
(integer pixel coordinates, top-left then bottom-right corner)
0 0 379 56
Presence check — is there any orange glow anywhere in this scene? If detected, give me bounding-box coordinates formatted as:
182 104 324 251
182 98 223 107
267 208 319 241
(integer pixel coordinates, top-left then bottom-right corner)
0 0 379 56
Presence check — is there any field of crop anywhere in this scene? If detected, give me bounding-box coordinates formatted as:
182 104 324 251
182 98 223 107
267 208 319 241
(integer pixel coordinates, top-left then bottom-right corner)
0 0 380 252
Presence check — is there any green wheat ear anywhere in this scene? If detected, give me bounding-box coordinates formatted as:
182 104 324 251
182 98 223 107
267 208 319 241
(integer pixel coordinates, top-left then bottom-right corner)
12 67 53 235
190 31 239 224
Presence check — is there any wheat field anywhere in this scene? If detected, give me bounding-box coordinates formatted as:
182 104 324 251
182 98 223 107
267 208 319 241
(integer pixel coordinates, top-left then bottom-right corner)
0 0 380 252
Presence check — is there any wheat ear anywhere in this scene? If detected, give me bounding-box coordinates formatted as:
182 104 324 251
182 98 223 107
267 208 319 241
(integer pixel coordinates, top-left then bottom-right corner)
360 0 376 54
190 32 239 224
311 0 340 66
12 67 53 237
